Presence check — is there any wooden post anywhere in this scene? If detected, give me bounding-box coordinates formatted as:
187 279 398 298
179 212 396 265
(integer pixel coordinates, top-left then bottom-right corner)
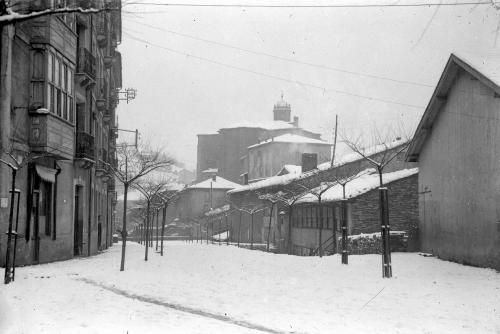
379 187 392 278
341 199 348 265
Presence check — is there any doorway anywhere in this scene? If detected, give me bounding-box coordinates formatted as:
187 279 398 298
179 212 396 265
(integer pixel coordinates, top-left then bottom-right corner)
74 186 83 256
32 191 40 263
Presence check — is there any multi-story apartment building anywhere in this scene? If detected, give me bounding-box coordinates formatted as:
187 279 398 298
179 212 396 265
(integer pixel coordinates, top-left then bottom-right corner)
0 0 122 267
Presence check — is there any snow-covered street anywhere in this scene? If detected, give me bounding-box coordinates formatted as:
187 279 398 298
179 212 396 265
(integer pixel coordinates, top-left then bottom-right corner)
1 242 499 334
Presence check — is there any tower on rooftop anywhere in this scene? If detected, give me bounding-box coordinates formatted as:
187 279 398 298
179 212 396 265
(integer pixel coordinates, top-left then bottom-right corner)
273 92 291 122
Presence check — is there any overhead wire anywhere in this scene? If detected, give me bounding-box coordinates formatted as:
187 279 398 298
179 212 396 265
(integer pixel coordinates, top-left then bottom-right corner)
123 1 491 8
122 29 426 109
124 17 434 88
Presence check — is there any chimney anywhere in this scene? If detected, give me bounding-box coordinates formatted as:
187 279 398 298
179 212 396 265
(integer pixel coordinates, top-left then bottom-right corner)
212 175 217 182
302 153 318 173
293 116 299 127
243 173 249 185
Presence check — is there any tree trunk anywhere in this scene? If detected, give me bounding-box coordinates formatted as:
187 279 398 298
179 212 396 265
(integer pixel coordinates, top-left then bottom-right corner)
250 212 254 250
287 206 293 255
237 211 242 248
119 182 129 271
160 204 166 256
145 200 151 261
341 199 348 265
4 168 16 284
266 203 274 252
318 199 323 257
155 209 159 251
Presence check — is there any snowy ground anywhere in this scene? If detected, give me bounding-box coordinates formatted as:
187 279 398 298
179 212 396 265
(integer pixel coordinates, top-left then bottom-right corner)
1 242 499 334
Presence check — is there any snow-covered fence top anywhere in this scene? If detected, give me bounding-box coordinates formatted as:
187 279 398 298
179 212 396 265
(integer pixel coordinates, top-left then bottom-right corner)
296 168 418 204
205 204 231 217
228 139 409 195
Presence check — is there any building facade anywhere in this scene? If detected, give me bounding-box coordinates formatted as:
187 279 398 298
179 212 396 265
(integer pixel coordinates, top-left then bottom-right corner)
196 96 323 183
0 1 122 267
247 134 332 181
407 53 500 270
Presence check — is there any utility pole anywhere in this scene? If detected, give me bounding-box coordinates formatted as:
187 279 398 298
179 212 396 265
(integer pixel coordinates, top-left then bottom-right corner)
331 115 338 168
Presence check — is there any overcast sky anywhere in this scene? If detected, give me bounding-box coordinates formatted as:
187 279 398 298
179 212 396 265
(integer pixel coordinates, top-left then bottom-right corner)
116 0 500 170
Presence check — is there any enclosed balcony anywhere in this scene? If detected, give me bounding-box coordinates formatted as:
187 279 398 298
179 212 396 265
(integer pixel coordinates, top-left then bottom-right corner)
29 109 74 160
75 131 95 161
96 15 109 48
76 48 96 87
96 78 108 112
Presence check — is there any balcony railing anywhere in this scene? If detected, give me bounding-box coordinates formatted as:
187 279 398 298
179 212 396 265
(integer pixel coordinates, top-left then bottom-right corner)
76 48 96 80
75 131 95 160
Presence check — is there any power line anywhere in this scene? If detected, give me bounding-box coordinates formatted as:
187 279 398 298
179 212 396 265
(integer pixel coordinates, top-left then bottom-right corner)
122 30 425 109
124 1 491 8
124 18 433 88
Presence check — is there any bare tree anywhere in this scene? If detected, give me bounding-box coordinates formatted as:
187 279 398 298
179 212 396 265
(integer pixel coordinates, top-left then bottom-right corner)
0 0 121 25
341 127 411 278
255 189 308 255
294 181 338 257
133 176 171 262
256 192 279 252
341 126 411 187
109 143 173 271
0 118 59 284
328 168 371 264
157 189 180 256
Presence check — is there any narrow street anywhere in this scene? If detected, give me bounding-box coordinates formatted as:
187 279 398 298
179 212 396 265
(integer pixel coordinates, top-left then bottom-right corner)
1 242 499 334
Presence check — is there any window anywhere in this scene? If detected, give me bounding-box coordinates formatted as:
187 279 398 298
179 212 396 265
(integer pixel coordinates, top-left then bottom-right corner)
46 50 75 123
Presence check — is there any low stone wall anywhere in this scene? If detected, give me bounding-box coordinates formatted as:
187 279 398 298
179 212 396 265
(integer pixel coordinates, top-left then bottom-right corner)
336 231 408 255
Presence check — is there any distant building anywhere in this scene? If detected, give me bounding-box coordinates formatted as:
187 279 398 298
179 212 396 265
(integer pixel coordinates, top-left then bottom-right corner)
407 53 500 270
247 134 331 182
196 95 324 183
166 176 240 225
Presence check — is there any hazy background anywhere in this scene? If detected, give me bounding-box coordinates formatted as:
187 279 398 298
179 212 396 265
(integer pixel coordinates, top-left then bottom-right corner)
116 0 500 170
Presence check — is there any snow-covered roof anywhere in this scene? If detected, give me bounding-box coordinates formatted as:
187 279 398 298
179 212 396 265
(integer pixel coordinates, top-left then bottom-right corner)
408 53 500 162
188 176 240 190
296 168 418 204
219 120 296 131
248 134 330 149
454 52 500 88
228 139 408 195
202 168 218 173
